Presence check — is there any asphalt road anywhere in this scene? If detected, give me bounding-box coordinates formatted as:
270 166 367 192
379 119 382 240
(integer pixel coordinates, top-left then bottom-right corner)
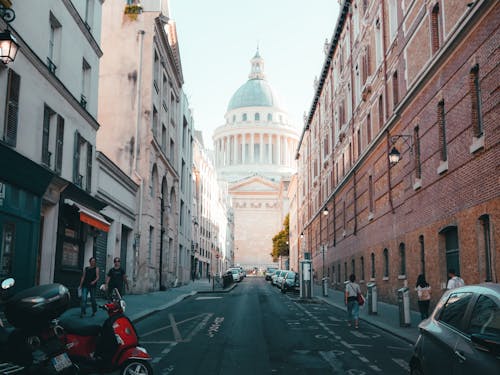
135 277 412 375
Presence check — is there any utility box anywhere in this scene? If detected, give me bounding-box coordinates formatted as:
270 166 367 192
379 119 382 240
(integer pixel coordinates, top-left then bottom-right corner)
299 260 312 299
367 282 378 315
397 287 411 327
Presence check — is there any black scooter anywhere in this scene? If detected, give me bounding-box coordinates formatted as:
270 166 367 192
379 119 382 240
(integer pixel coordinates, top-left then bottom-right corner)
0 277 77 374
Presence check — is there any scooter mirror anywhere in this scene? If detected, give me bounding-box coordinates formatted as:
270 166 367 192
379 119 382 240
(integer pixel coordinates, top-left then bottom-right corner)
1 278 15 290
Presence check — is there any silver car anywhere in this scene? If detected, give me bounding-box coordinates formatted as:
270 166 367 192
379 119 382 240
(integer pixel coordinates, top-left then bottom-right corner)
409 283 500 375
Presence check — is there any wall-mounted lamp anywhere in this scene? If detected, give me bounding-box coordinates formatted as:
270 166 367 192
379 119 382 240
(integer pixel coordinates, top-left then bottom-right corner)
389 134 413 166
322 206 329 216
0 4 18 65
300 232 304 239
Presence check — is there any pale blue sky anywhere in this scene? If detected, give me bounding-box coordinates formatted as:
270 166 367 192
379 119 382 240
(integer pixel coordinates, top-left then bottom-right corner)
169 0 340 149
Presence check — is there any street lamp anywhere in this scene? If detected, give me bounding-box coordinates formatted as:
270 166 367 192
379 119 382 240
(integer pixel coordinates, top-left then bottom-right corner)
0 4 18 65
389 134 413 166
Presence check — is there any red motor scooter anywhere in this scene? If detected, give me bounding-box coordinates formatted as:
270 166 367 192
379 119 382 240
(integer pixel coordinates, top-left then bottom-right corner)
60 289 152 375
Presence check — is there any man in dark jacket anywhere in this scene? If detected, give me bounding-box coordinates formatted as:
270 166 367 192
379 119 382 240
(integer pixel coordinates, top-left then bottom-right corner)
105 257 128 298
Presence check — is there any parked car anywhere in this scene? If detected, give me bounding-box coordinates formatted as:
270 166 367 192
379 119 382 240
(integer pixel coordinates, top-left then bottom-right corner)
271 270 283 286
275 271 288 288
265 267 278 281
409 283 500 375
227 268 243 282
281 271 299 294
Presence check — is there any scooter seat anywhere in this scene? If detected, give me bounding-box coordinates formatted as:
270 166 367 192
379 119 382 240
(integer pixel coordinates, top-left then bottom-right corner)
62 321 101 336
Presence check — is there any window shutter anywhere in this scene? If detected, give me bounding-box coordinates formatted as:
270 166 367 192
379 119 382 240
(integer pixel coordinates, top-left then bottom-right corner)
4 69 21 146
55 115 64 174
86 142 92 191
42 106 52 166
73 130 81 185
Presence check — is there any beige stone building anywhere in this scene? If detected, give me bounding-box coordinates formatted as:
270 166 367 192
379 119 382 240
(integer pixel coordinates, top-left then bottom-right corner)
213 51 298 270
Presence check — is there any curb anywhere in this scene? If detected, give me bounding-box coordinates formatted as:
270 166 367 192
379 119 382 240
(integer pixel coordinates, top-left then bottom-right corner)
314 296 417 345
197 283 238 294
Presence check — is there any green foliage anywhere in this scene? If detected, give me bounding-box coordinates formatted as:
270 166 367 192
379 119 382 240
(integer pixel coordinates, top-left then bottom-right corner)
271 214 289 261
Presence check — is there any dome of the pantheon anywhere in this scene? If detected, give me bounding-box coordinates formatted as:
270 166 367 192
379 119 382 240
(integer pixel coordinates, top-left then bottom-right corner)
213 49 298 182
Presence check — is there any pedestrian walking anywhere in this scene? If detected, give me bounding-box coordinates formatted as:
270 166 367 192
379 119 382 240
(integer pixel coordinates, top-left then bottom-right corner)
446 269 465 290
415 274 431 320
79 257 99 318
345 274 362 328
105 257 128 298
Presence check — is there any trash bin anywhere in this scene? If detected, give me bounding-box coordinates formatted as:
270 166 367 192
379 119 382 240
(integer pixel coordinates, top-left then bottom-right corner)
367 282 378 315
322 277 328 297
397 287 411 327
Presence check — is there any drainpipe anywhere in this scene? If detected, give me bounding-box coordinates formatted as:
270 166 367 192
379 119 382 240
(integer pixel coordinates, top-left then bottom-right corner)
133 30 145 284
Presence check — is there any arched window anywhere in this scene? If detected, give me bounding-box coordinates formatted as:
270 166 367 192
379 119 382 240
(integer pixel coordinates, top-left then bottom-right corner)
232 115 236 123
255 113 260 121
399 243 406 276
150 164 158 198
440 226 460 278
169 187 176 215
370 252 375 278
351 259 355 276
360 256 365 281
383 248 389 278
337 263 341 283
242 113 247 121
267 113 272 121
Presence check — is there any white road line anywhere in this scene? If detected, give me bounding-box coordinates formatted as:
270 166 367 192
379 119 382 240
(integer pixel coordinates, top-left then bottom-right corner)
351 350 360 355
387 345 412 350
195 296 223 300
392 358 410 371
369 365 382 372
358 356 369 363
340 340 353 349
169 313 182 342
184 313 213 342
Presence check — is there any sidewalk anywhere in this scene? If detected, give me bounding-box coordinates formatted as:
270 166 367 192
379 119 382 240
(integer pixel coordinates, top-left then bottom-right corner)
312 283 421 344
60 278 235 325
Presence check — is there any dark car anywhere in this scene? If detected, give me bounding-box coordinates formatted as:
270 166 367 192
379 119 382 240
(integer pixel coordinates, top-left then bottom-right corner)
409 283 500 375
281 271 299 294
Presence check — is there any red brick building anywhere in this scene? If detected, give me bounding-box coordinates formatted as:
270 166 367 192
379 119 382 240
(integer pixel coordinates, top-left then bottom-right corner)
295 0 499 307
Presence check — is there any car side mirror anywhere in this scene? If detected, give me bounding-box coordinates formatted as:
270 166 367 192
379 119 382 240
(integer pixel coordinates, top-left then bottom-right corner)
471 333 500 356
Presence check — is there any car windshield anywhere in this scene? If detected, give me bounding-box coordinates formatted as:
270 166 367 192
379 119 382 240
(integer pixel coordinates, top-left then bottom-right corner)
231 269 239 274
287 273 295 279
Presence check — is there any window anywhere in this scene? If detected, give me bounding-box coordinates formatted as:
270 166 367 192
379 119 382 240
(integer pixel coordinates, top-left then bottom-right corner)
442 226 460 278
84 0 94 30
383 248 389 278
431 3 441 54
48 13 61 73
232 115 236 123
169 138 175 163
399 243 406 276
414 126 421 179
438 292 473 331
438 100 447 161
81 59 91 109
470 65 483 137
368 175 374 213
73 131 92 191
366 113 372 144
371 252 375 278
388 0 398 41
378 95 384 130
162 75 168 111
152 106 158 138
267 113 272 122
148 226 154 264
161 124 167 153
153 51 159 92
392 71 399 108
351 259 355 275
242 113 247 121
467 296 500 336
479 215 492 282
255 113 260 121
3 69 20 146
337 263 341 283
150 165 158 198
356 128 360 159
42 105 55 167
0 223 16 277
360 256 365 281
375 18 383 67
419 235 425 275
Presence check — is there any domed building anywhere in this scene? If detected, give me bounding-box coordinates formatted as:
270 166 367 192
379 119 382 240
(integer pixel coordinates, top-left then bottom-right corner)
213 50 299 270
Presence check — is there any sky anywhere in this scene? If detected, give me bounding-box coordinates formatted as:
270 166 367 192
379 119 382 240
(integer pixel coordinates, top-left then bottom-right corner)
169 0 340 149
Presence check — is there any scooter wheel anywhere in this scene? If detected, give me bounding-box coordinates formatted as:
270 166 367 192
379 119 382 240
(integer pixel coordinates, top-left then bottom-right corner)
120 360 153 375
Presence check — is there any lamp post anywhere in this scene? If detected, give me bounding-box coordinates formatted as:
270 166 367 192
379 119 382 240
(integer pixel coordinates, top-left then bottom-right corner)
0 4 18 65
389 135 413 166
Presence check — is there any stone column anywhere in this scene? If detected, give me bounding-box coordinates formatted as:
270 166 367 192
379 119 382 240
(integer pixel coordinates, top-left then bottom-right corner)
242 134 246 164
277 135 282 165
260 133 264 163
269 134 273 163
233 134 238 164
251 133 255 163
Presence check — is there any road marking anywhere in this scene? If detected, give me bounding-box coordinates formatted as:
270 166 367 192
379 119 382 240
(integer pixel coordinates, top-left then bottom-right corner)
351 331 370 339
358 356 369 363
351 344 373 348
208 316 224 338
161 342 177 354
369 365 382 372
195 296 223 300
168 313 182 342
387 345 412 350
141 340 177 344
347 370 366 375
185 313 212 342
392 358 410 371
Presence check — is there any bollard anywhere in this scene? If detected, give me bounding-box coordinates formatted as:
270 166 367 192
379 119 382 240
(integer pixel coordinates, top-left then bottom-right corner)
322 277 328 297
397 287 411 327
367 282 378 315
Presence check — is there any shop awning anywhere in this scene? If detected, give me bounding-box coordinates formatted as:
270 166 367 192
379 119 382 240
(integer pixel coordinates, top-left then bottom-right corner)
64 199 111 232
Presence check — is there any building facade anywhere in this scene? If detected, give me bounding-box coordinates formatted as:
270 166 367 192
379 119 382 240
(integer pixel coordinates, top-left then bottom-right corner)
0 0 110 294
213 51 299 270
296 0 499 308
98 0 185 292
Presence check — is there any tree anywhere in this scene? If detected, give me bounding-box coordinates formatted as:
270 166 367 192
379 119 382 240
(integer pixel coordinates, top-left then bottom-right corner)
271 214 289 261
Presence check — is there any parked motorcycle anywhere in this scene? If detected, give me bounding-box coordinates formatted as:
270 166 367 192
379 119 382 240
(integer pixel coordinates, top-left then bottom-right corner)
61 289 153 375
0 277 76 374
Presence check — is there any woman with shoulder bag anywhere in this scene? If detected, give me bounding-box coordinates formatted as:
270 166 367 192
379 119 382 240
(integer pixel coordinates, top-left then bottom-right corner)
345 274 362 328
415 274 431 320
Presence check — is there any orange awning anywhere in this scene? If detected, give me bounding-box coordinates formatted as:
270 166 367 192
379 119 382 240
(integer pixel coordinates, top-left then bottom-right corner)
65 199 111 232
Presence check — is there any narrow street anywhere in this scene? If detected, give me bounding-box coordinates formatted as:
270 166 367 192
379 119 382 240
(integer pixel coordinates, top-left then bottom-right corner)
135 278 411 374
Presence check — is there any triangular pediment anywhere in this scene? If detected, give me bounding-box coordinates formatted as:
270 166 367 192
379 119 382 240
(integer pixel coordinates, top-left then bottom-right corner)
229 175 280 193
